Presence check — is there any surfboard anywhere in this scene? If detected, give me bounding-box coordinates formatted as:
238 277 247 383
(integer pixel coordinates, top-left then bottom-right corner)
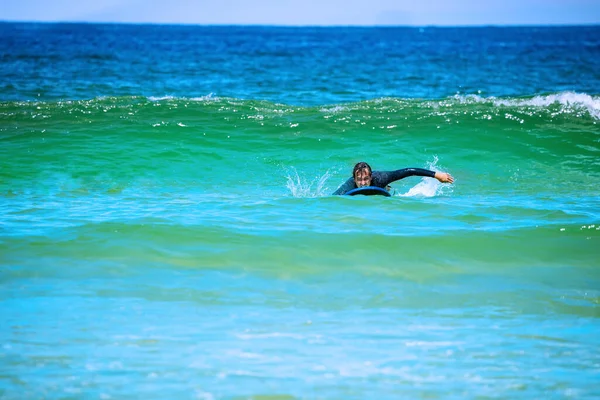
345 186 391 197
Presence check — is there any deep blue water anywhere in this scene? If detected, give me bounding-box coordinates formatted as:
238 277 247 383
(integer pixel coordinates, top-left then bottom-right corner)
1 23 599 104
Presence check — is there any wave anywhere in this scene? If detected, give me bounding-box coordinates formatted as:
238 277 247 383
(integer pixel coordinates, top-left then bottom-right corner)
2 90 598 198
450 91 600 120
3 220 597 273
4 91 599 116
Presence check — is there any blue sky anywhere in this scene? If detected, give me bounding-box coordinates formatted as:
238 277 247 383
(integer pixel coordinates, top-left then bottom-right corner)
2 0 599 26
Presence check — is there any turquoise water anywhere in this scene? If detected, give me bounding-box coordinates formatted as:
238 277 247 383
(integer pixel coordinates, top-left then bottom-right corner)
1 23 600 399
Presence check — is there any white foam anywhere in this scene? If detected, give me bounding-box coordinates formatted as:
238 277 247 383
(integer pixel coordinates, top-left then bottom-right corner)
285 167 332 198
147 93 219 102
189 93 219 102
147 95 175 101
400 178 439 198
398 156 453 198
497 92 599 111
453 92 600 120
320 105 348 113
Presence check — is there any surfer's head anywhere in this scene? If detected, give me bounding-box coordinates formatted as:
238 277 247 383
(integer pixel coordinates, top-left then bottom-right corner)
353 161 372 188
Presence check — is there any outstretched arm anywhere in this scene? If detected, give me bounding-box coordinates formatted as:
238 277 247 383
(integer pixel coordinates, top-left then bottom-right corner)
374 168 454 187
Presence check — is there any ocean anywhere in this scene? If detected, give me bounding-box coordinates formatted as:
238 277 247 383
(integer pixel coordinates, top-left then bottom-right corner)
1 22 599 399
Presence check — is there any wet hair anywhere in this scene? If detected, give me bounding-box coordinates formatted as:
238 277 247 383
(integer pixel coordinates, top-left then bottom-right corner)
353 161 372 179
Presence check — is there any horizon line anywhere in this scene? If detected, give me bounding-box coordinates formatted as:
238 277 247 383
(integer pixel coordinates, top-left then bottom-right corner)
2 19 599 29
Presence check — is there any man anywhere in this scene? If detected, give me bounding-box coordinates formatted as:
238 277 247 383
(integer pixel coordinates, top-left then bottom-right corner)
332 161 454 195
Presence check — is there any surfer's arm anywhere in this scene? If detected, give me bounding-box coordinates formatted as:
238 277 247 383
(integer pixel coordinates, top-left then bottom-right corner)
332 177 356 195
375 168 453 186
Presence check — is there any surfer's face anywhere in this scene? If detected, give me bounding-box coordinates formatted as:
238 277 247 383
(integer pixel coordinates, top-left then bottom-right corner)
354 168 372 188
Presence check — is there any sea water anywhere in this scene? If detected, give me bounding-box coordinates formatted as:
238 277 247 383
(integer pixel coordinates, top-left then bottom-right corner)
1 23 599 399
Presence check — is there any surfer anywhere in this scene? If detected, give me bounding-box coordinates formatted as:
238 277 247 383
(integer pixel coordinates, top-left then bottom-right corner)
333 161 454 195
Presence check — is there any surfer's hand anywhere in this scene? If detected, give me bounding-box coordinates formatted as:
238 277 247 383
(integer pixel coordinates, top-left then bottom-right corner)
435 172 454 184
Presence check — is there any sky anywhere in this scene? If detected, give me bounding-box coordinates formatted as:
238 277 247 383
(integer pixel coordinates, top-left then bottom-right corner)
1 0 599 26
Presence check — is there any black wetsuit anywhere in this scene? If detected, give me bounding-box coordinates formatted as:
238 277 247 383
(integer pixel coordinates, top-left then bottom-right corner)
332 168 436 195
